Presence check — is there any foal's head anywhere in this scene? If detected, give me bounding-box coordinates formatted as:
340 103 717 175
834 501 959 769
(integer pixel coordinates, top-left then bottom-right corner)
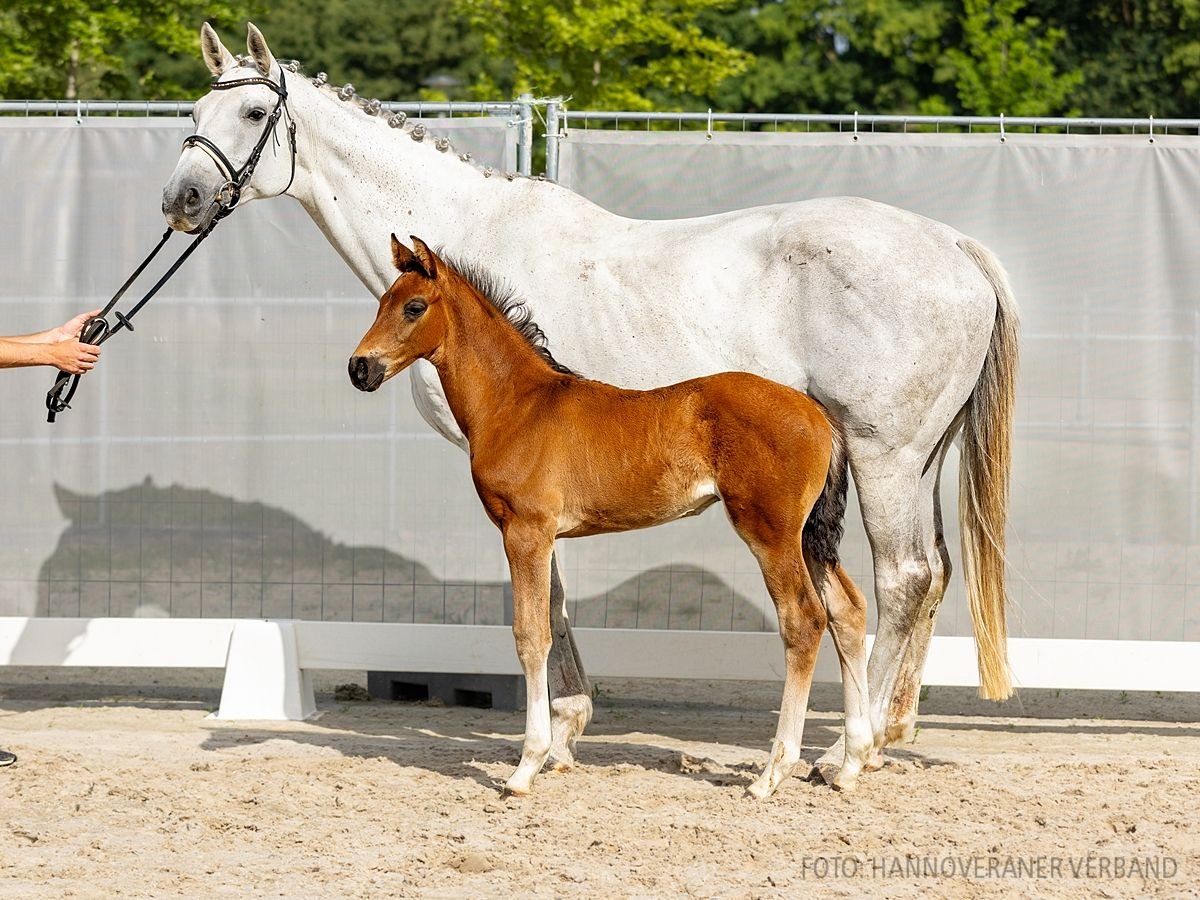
349 234 458 391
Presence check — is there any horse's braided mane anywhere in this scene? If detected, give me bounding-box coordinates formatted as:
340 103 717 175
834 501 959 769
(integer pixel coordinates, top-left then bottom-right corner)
438 251 578 378
241 56 532 182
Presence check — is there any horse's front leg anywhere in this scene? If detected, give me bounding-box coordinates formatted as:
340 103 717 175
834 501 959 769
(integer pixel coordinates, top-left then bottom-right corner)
502 523 557 796
547 553 592 771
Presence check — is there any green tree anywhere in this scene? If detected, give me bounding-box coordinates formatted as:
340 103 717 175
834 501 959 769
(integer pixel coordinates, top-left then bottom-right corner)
1029 0 1199 116
454 0 751 110
0 1 260 100
704 1 951 114
937 0 1081 115
253 0 491 101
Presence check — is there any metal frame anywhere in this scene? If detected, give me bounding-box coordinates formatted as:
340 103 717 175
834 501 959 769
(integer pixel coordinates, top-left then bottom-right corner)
10 99 1198 185
0 97 538 177
542 107 1200 182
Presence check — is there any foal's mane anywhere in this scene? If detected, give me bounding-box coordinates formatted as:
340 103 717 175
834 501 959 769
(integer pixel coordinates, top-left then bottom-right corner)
439 252 578 378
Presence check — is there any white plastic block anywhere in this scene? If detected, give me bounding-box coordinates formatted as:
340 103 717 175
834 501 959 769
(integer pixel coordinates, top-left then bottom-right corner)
215 619 316 720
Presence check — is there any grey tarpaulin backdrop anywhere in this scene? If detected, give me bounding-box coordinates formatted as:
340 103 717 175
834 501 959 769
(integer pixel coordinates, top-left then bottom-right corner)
2 120 1198 644
0 117 519 624
558 129 1200 642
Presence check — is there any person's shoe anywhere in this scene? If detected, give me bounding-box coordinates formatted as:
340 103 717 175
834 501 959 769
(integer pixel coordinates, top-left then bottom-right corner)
0 749 16 767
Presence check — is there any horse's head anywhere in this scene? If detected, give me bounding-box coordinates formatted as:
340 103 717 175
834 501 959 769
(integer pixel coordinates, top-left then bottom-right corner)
162 22 296 233
350 235 450 392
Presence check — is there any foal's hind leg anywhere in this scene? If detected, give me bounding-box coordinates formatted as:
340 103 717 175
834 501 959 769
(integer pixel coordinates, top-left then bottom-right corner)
807 559 873 791
547 554 593 771
727 508 827 798
750 551 826 799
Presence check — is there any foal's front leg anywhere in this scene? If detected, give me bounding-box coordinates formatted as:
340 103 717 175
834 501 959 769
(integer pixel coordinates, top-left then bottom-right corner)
502 523 557 796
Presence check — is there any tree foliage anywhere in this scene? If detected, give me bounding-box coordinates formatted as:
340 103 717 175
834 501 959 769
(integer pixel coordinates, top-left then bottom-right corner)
0 1 261 99
2 0 1199 116
252 0 491 101
938 0 1081 115
453 0 751 110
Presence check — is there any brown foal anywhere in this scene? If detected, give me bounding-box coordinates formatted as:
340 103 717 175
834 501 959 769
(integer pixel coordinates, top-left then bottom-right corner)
350 235 874 797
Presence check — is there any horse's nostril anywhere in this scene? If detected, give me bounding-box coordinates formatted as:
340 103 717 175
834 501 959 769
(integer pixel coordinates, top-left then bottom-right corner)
184 186 201 212
349 356 368 388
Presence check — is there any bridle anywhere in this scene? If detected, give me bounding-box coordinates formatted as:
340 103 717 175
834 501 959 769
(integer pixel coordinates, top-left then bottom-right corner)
180 67 296 218
46 66 297 422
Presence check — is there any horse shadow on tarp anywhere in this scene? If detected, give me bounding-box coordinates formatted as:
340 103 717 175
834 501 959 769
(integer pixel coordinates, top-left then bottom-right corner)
34 477 770 631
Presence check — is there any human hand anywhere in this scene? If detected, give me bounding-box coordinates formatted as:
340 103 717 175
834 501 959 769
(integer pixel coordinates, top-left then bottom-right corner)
44 339 101 375
50 308 102 343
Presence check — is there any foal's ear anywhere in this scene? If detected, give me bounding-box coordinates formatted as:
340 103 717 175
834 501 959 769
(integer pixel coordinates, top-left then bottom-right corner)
410 236 440 279
391 233 430 277
246 22 277 76
200 23 235 77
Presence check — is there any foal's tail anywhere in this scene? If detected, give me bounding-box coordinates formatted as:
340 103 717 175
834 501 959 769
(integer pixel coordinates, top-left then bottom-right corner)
803 409 849 569
957 237 1020 701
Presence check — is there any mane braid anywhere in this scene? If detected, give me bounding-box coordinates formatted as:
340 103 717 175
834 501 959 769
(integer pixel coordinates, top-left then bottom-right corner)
439 252 579 377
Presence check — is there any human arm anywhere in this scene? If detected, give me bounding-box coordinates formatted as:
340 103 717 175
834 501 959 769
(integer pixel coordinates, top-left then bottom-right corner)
0 338 101 373
1 309 103 373
3 309 101 344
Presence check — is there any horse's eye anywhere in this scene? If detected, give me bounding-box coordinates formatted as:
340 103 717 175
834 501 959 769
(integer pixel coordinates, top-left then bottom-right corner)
404 299 427 320
247 108 266 122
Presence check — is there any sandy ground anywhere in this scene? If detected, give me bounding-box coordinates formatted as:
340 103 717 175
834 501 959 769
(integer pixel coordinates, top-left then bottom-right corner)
1 670 1198 899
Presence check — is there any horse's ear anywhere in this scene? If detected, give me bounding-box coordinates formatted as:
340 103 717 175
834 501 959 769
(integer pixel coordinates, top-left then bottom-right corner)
200 22 235 76
52 482 84 515
246 22 277 76
391 233 427 277
410 236 439 279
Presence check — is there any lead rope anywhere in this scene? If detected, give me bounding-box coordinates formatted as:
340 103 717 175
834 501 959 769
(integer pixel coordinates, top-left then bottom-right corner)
44 209 220 422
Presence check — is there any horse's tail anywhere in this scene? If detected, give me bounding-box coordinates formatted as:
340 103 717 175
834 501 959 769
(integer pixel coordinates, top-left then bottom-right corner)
803 408 849 569
956 237 1020 701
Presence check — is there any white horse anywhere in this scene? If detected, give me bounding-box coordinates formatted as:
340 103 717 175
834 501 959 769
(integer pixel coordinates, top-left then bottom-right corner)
162 23 1018 780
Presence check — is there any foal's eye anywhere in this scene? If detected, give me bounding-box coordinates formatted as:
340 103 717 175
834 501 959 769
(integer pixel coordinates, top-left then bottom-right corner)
247 108 267 122
404 299 428 319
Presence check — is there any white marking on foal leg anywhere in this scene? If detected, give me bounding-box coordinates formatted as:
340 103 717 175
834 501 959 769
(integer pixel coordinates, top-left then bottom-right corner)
506 657 552 796
810 564 875 786
830 640 872 791
748 653 811 799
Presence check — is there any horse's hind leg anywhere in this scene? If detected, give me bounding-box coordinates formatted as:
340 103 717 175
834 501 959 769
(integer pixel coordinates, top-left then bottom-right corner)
878 434 956 747
727 506 826 799
807 559 872 791
547 553 592 771
813 443 949 776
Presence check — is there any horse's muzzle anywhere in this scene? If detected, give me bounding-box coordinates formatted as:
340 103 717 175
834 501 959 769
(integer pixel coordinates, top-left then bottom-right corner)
161 180 218 234
349 356 386 392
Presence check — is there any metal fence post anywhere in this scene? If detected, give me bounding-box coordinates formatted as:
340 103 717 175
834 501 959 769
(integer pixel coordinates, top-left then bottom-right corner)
516 93 534 177
545 99 561 182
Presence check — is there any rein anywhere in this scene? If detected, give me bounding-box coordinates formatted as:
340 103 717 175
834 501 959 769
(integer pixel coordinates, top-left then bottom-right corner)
45 67 296 423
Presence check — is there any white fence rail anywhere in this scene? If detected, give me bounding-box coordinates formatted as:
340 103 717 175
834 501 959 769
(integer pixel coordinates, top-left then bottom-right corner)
3 617 1198 721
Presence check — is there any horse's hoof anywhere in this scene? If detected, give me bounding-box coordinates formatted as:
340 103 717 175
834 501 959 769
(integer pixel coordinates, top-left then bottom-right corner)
746 776 778 799
831 769 861 792
502 779 533 797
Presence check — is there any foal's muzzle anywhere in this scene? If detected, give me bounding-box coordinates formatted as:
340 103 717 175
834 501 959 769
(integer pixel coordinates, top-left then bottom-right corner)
349 355 386 392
